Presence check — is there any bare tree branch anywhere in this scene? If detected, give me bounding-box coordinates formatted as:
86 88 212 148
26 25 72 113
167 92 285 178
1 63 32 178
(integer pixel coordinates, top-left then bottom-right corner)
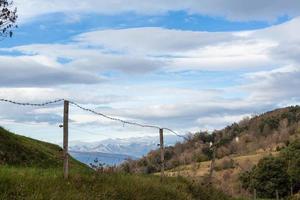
0 0 17 38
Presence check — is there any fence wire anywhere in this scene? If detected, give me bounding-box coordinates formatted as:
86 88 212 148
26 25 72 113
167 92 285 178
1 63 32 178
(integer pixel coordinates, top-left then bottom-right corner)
0 98 64 107
0 98 188 140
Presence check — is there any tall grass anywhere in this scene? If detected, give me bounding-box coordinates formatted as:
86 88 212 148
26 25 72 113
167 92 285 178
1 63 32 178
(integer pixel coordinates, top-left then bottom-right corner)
0 166 235 200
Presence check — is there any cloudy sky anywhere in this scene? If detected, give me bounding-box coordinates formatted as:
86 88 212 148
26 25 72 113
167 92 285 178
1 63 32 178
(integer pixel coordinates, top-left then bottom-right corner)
0 0 300 143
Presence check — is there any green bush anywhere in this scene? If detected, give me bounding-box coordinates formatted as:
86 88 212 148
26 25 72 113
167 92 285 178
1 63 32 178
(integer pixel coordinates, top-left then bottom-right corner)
240 141 300 199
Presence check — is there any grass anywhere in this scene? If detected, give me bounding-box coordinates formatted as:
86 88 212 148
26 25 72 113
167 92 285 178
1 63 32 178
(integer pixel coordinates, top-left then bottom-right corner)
0 127 85 169
165 151 279 177
161 152 280 198
0 127 237 200
0 166 235 200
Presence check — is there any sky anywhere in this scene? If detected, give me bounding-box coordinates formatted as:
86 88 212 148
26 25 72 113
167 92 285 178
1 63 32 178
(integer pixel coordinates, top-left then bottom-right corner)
0 0 300 143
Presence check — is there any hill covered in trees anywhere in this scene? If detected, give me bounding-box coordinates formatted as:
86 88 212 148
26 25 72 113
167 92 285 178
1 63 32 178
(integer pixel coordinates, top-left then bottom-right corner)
116 106 300 198
117 106 300 199
120 106 300 174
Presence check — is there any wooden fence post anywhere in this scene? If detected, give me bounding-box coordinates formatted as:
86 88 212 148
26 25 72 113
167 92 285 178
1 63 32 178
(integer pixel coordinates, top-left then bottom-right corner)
63 100 69 179
160 128 164 182
209 146 216 184
276 190 279 200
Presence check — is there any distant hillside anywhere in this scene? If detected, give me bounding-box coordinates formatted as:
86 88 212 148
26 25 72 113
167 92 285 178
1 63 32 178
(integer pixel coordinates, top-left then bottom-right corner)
121 106 300 173
0 127 85 169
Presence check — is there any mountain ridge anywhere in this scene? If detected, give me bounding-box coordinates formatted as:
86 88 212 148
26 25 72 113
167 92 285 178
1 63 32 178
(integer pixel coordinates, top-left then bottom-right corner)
69 135 182 157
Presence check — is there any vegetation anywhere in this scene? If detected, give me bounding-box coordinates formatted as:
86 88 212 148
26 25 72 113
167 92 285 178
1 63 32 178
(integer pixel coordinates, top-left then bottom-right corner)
0 127 235 200
239 141 300 199
2 105 300 199
120 106 300 174
0 127 85 169
0 166 237 200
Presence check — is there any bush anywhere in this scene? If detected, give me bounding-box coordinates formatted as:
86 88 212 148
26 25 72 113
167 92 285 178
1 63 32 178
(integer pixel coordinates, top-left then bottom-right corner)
240 141 300 198
240 156 289 198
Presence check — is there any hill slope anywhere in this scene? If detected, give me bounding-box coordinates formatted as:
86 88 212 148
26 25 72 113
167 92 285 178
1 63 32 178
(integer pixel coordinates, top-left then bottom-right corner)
0 127 235 200
117 106 300 198
0 127 85 169
121 106 300 174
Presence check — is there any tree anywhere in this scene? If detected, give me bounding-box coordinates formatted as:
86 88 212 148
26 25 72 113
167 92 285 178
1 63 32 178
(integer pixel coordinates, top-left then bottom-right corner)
0 0 17 38
240 156 290 198
280 141 300 195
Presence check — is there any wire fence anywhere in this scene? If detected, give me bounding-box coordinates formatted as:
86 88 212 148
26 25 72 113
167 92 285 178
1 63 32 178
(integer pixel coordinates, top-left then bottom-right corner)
0 98 189 140
0 98 64 106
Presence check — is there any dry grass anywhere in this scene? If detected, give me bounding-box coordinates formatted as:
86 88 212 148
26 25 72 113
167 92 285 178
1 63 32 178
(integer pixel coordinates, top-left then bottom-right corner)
160 151 279 197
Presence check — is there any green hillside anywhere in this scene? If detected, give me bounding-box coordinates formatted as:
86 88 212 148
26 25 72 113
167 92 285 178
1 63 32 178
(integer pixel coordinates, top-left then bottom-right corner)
0 127 235 200
0 126 85 169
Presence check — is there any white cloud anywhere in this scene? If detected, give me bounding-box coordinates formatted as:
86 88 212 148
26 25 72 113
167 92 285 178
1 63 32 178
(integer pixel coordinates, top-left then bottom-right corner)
0 55 104 87
15 0 300 22
196 114 250 131
1 17 300 141
6 20 292 74
74 27 237 54
242 65 300 102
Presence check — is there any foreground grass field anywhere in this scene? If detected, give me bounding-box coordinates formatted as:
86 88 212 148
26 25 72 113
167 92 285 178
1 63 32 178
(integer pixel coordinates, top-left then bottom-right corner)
0 166 236 200
0 128 238 199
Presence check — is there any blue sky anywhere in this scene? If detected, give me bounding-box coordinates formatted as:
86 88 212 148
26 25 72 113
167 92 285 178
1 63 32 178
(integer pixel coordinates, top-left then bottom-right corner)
0 0 300 143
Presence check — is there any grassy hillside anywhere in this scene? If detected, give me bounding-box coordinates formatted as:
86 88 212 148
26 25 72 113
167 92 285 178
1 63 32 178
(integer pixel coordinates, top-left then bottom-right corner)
162 151 280 197
163 142 300 199
0 127 236 200
0 127 85 169
121 106 300 174
164 151 279 178
116 106 300 198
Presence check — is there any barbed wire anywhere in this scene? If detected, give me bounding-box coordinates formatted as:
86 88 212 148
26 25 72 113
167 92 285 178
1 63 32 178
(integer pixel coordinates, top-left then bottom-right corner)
0 98 188 140
162 128 189 140
69 101 161 130
69 101 188 140
0 98 64 106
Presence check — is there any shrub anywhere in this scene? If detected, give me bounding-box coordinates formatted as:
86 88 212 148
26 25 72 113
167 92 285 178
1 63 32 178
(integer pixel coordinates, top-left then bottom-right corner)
240 156 289 198
240 141 300 198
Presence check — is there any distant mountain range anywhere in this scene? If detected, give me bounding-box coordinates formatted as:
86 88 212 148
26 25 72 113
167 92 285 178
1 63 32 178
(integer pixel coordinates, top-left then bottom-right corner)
69 135 182 165
69 135 181 157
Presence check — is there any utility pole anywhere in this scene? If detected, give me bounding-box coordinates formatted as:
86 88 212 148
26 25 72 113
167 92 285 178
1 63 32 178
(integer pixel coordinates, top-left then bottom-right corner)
159 128 165 182
63 100 69 179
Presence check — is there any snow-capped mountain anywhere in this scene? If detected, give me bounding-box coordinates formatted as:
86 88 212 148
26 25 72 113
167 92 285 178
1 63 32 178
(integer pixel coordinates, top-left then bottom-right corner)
69 135 182 158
